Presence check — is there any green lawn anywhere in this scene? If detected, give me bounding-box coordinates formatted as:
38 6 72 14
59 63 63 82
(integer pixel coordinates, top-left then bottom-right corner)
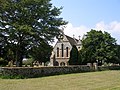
0 70 120 90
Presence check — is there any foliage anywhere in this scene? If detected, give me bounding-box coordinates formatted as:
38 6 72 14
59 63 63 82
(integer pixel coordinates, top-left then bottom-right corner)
0 0 67 66
77 49 85 65
0 57 7 66
115 45 120 63
69 45 79 65
29 41 53 63
22 58 34 66
80 29 117 65
0 75 26 79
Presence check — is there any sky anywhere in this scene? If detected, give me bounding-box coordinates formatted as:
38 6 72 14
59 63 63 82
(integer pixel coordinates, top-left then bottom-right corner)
51 0 120 44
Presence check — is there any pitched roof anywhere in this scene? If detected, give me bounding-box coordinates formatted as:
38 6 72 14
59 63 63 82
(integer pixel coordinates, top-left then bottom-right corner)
65 35 78 46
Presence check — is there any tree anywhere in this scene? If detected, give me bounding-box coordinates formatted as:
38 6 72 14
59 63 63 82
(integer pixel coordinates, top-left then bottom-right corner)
0 0 67 66
29 41 53 63
69 45 79 65
115 45 120 64
80 29 117 65
78 49 86 65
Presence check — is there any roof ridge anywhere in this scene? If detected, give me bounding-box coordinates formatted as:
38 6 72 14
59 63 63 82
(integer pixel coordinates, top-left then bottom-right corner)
65 35 78 46
65 35 78 41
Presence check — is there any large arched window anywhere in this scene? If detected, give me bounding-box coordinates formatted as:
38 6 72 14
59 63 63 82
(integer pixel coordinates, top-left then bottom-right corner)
61 44 64 57
57 47 59 57
66 47 69 57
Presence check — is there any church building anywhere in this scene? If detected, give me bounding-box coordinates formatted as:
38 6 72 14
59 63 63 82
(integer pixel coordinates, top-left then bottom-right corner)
50 32 82 66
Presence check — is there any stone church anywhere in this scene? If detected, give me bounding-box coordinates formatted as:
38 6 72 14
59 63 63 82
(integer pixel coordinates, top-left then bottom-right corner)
50 31 82 66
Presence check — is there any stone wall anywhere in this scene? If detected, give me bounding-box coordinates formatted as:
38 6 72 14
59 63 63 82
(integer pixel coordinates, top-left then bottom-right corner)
1 65 91 78
1 65 120 78
98 66 120 71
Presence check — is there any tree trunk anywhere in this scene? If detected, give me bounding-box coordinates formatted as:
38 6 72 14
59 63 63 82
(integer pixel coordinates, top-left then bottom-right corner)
15 48 23 67
16 58 23 67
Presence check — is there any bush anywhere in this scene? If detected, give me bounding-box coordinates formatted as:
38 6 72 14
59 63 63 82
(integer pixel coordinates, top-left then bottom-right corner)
0 58 8 67
0 75 26 79
23 58 34 66
69 45 79 65
98 66 120 71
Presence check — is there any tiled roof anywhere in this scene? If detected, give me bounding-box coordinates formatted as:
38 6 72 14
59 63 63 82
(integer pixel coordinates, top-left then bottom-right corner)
65 35 78 46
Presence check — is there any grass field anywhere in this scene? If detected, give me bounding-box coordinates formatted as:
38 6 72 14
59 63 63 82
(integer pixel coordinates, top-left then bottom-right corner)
0 70 120 90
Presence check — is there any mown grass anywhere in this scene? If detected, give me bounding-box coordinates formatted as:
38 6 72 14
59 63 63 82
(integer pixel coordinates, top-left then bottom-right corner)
0 70 120 90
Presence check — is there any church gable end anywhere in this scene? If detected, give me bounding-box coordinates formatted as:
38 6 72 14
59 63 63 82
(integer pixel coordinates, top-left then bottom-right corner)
50 33 82 66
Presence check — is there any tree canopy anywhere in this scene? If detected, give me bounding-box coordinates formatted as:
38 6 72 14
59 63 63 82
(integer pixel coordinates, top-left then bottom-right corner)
29 41 53 63
115 45 120 64
80 29 117 65
0 0 67 66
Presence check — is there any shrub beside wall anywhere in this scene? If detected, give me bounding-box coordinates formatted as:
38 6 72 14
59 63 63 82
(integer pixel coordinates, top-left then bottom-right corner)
0 67 2 76
1 65 91 78
98 66 120 71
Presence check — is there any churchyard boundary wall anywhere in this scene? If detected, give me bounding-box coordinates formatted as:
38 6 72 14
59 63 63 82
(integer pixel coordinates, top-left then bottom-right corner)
1 65 120 78
1 65 91 78
98 65 120 71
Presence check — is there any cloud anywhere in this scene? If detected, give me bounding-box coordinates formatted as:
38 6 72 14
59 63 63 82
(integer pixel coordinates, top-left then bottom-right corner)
64 21 120 44
94 21 120 33
64 23 90 39
94 21 120 44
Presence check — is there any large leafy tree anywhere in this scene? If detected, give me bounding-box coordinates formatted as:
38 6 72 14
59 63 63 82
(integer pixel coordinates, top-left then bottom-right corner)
80 29 117 65
0 0 67 66
29 41 53 63
115 45 120 64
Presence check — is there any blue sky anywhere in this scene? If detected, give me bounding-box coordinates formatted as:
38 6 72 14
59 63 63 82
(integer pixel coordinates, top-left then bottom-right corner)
52 0 120 44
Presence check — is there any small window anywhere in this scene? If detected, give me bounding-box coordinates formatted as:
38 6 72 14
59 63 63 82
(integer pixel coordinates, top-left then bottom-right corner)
57 47 59 57
66 47 69 57
61 44 64 57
